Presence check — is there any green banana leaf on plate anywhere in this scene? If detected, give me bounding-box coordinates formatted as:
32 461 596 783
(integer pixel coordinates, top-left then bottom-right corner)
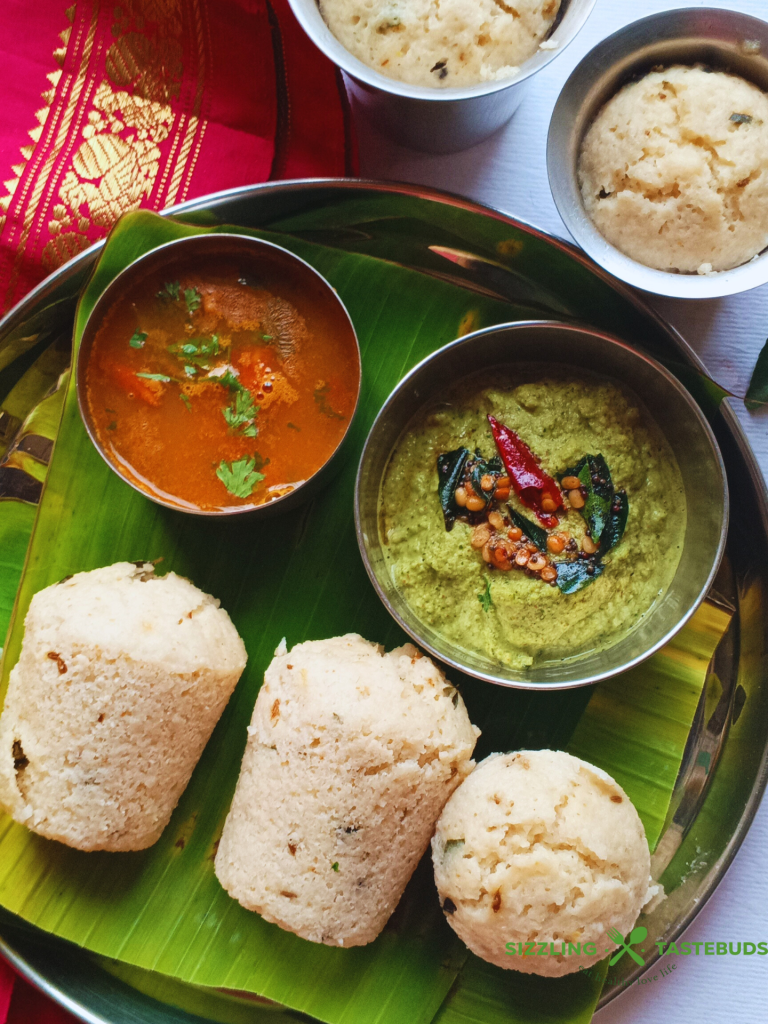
0 210 731 1024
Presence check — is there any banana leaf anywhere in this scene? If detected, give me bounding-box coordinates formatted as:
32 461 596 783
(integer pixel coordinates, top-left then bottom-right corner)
0 211 730 1024
0 368 69 642
568 601 733 851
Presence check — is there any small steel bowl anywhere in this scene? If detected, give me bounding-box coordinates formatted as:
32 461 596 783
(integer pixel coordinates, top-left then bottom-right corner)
355 321 728 690
288 0 595 153
548 7 768 299
77 233 361 517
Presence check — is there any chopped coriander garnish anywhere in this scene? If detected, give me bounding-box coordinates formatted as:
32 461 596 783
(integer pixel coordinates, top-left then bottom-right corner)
222 388 259 437
331 861 340 872
218 369 242 391
179 393 192 411
184 365 197 376
169 335 219 365
157 280 180 301
730 112 753 124
314 381 345 420
107 421 117 431
184 287 202 315
478 578 493 613
216 456 265 499
136 372 171 382
129 330 147 349
262 334 273 340
287 422 300 431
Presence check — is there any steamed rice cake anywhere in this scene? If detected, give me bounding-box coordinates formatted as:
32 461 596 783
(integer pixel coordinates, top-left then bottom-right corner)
432 750 654 976
214 633 479 946
0 562 247 852
579 65 768 273
319 0 561 88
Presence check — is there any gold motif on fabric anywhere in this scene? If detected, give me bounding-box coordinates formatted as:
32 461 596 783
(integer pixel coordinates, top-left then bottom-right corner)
42 0 185 271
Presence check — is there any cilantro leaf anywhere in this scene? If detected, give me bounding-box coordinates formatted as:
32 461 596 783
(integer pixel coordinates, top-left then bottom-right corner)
129 330 147 349
314 381 345 420
331 862 340 872
168 335 219 366
184 365 197 376
157 281 180 301
216 456 265 499
136 372 171 382
478 578 493 613
223 388 259 436
184 287 202 315
179 393 192 411
218 369 242 391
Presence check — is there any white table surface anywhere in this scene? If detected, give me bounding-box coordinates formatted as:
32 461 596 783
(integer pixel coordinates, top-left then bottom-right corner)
355 1 768 1020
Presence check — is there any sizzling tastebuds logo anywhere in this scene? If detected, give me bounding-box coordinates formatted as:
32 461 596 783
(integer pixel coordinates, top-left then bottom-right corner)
505 926 768 965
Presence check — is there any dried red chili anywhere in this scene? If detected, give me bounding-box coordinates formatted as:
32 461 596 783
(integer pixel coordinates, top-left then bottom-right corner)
487 415 563 527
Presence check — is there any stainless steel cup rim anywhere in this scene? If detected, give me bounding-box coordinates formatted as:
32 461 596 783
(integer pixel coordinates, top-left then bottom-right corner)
76 231 361 518
548 7 768 299
288 0 597 101
355 319 728 690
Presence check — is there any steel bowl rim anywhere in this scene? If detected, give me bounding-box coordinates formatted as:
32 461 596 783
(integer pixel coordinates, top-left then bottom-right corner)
287 0 597 102
75 230 362 518
547 6 768 299
355 318 729 691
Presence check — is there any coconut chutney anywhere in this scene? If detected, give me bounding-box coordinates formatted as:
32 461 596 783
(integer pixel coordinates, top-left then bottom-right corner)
380 373 686 669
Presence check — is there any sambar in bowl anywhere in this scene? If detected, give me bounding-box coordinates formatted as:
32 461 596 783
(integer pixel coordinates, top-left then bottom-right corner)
355 321 728 689
77 233 360 516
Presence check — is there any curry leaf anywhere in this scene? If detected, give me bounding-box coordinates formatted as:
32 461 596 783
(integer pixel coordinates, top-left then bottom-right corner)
506 506 547 551
478 578 492 613
600 489 629 554
437 447 469 530
468 451 503 506
579 455 613 542
556 559 605 594
135 372 171 382
215 456 265 499
745 337 768 410
563 455 613 542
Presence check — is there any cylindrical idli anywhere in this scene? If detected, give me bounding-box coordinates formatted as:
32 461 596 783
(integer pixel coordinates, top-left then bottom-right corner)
214 633 479 947
432 750 653 976
0 562 247 852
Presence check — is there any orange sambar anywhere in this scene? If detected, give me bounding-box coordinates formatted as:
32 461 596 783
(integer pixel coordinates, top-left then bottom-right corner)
84 250 359 511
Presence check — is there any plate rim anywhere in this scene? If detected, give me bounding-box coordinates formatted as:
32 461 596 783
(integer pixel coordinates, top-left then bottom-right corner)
1 176 766 1023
